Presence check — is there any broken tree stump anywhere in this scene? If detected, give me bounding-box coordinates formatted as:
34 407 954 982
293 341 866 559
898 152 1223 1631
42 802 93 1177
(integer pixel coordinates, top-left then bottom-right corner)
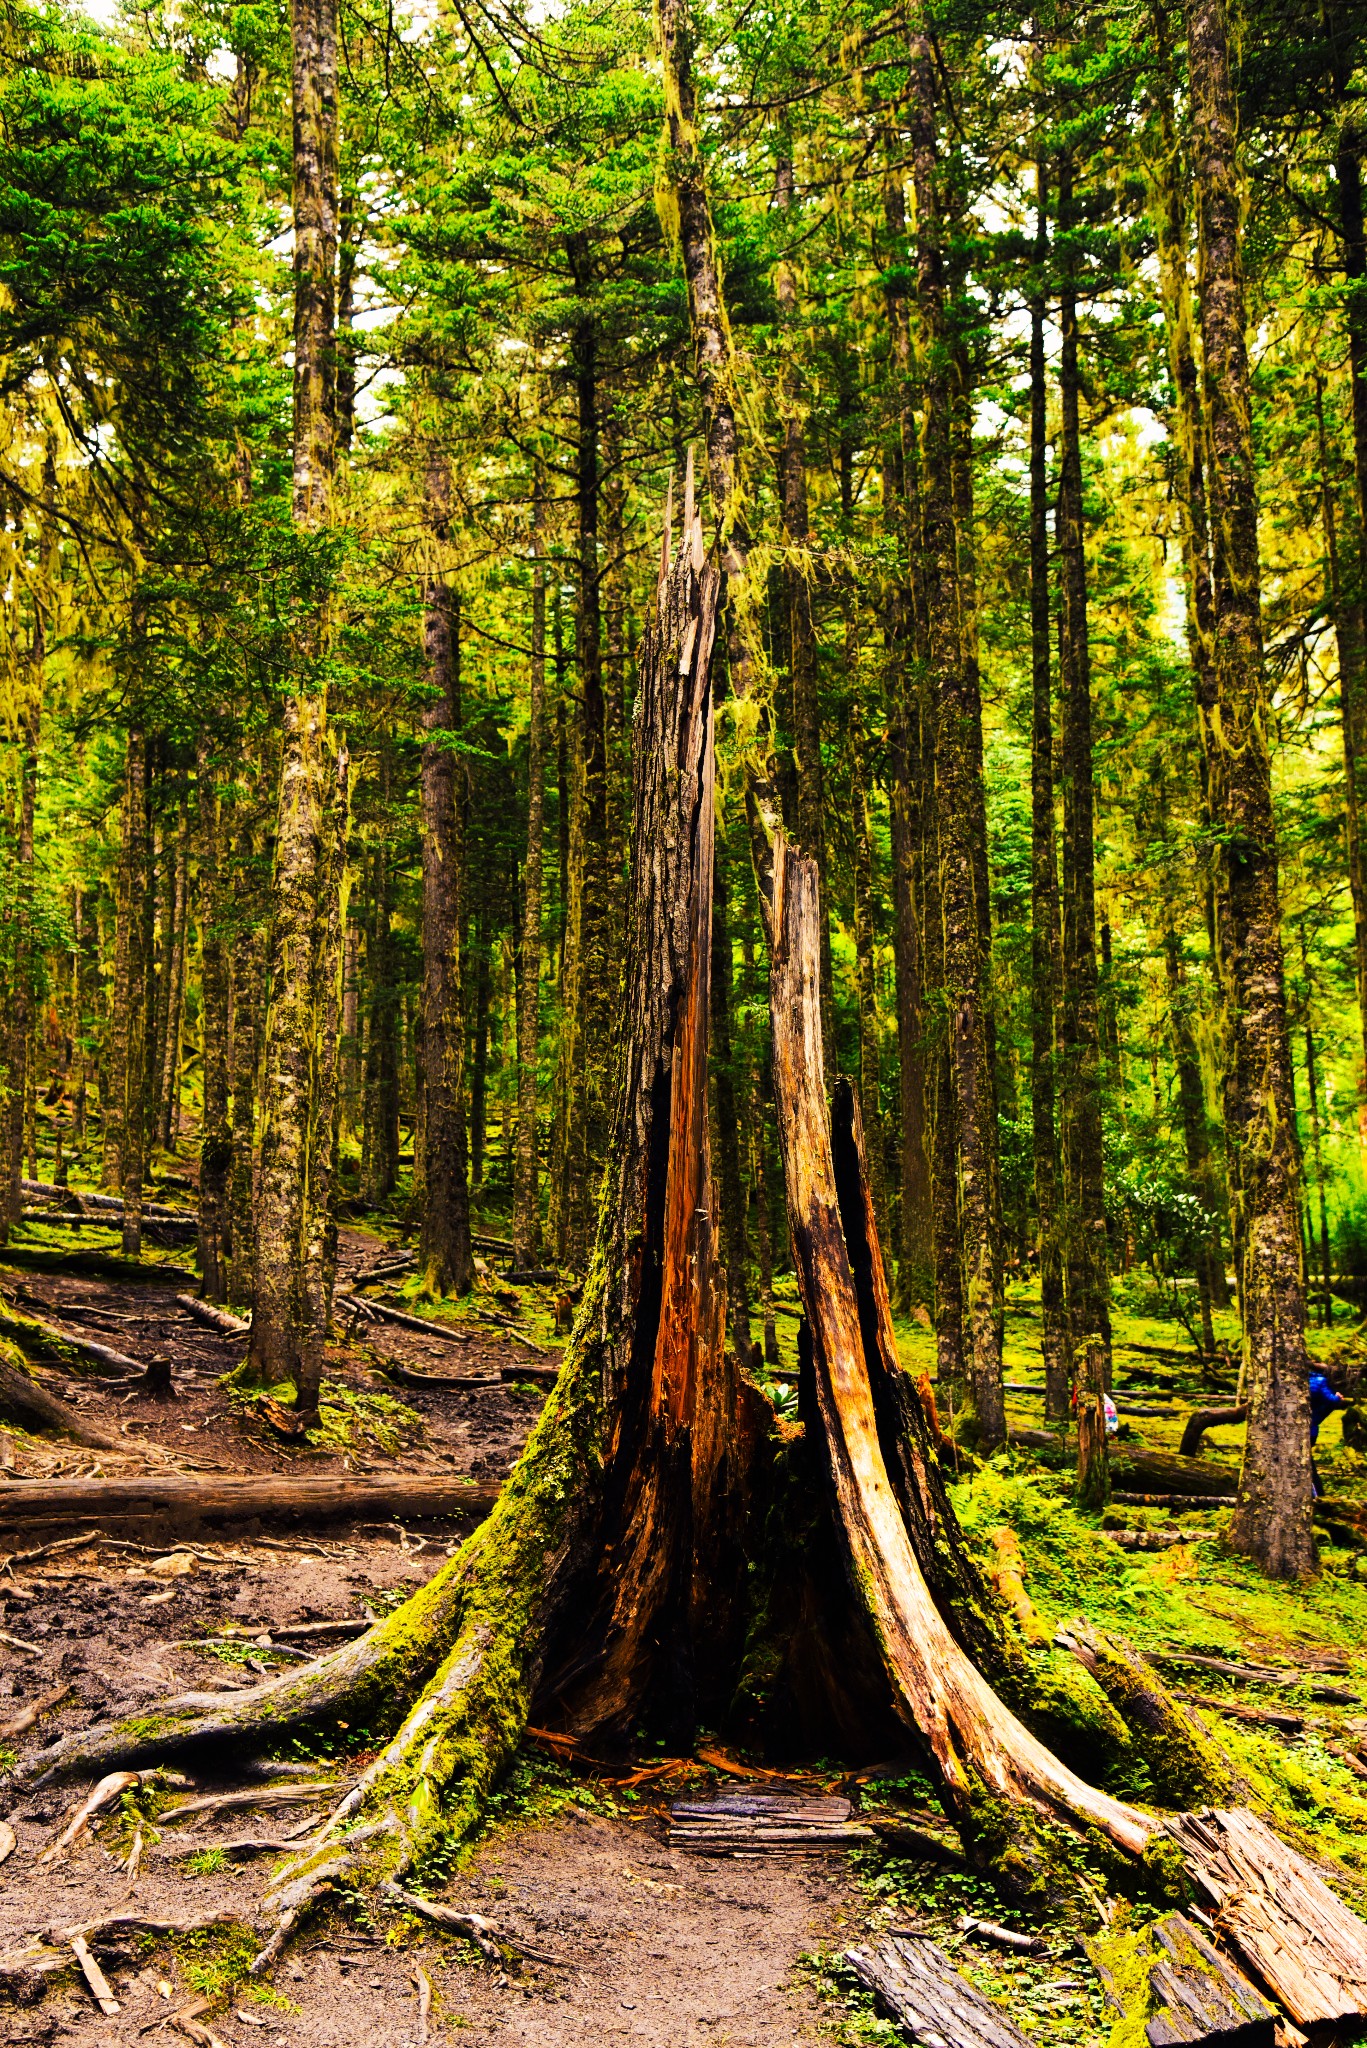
1089 1910 1277 2045
845 1932 1032 2048
1167 1807 1367 2026
666 1789 873 1855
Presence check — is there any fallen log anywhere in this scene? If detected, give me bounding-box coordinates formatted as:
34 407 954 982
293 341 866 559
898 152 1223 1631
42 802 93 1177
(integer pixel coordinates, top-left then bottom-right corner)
1111 1450 1242 1497
0 1302 144 1376
0 1246 196 1285
175 1296 250 1338
1167 1807 1367 2025
1172 1689 1304 1733
0 1350 122 1449
375 1360 500 1392
1151 1651 1293 1688
1112 1493 1238 1510
1178 1403 1249 1458
667 1789 873 1854
1102 1529 1218 1550
845 1933 1033 2048
339 1296 474 1345
0 1473 500 1538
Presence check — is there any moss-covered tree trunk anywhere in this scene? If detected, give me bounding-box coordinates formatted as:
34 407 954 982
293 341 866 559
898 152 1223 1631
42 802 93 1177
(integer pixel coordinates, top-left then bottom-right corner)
1185 0 1315 1576
1 684 37 1238
229 821 264 1305
155 792 188 1155
250 0 337 1386
1056 150 1112 1402
419 576 474 1297
120 733 149 1259
512 473 546 1271
711 811 752 1361
1029 164 1069 1423
1164 929 1220 1355
298 746 350 1419
906 10 1003 1445
197 738 232 1303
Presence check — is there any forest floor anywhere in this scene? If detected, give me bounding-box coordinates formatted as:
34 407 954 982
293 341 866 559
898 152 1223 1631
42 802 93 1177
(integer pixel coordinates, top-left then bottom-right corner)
6 1176 1367 2047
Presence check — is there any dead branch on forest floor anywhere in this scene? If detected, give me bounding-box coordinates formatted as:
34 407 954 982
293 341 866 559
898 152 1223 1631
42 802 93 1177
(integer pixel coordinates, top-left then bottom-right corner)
0 1682 71 1736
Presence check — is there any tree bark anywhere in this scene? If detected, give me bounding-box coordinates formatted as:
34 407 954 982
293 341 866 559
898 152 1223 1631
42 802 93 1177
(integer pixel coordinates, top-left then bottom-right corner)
905 13 1003 1445
1185 0 1315 1576
297 745 350 1419
1029 161 1070 1423
1164 929 1220 1354
156 791 189 1155
419 579 474 1297
229 825 263 1306
197 739 232 1304
2 686 37 1238
1056 149 1112 1394
711 814 752 1362
250 0 337 1384
852 730 890 1249
120 734 149 1260
513 475 547 1270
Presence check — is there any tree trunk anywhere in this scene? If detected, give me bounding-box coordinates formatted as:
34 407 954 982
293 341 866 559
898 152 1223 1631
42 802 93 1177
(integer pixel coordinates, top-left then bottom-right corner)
297 745 350 1420
419 579 474 1297
1336 115 1367 1129
566 264 614 1271
157 791 189 1155
1164 929 1220 1355
905 14 1003 1445
851 730 890 1249
197 739 233 1304
1030 162 1070 1423
880 167 933 1310
469 909 491 1191
2 689 37 1238
513 475 547 1271
250 0 337 1385
229 826 263 1307
1313 371 1367 1135
1056 149 1112 1395
1185 0 1315 1576
120 734 149 1260
711 813 752 1362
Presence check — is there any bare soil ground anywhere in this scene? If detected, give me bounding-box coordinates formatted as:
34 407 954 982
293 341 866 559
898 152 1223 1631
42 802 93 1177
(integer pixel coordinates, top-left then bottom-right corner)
0 1214 865 2048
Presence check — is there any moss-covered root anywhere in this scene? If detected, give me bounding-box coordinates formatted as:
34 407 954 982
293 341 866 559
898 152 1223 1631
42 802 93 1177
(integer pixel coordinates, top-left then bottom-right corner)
251 1598 530 1969
1053 1623 1237 1807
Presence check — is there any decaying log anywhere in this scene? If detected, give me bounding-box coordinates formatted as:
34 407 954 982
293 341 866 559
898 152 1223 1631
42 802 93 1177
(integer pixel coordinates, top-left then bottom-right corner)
761 835 1151 1863
1052 1625 1235 1805
1112 1451 1242 1497
1151 1651 1293 1688
1113 1494 1238 1510
1179 1404 1249 1459
1172 1690 1304 1734
1103 1529 1219 1550
340 1295 474 1345
845 1932 1033 2048
0 1350 121 1449
0 1302 144 1376
375 1360 501 1391
1168 1807 1367 2025
175 1296 250 1337
1089 1909 1277 2045
0 1473 499 1538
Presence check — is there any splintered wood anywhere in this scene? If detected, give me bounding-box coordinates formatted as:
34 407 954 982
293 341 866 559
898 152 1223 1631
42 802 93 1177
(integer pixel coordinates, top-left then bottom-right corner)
844 1933 1031 2047
1091 1911 1276 2045
667 1789 873 1856
1168 1807 1367 2026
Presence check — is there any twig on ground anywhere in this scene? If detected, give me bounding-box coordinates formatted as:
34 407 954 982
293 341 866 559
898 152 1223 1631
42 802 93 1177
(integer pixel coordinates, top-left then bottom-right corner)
1 1627 47 1654
414 1963 433 2044
957 1915 1046 1954
0 1681 71 1736
70 1932 120 2015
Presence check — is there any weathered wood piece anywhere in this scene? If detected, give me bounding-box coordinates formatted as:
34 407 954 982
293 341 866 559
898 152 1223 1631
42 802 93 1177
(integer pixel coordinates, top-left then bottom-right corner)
1104 1530 1218 1550
1113 1494 1238 1510
1112 1452 1243 1497
845 1932 1032 2048
667 1788 872 1855
0 1473 499 1537
1168 1807 1367 2025
1090 1910 1276 2045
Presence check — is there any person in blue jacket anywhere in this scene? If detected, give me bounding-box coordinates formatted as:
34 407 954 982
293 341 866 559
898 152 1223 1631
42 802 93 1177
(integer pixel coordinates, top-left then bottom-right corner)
1309 1368 1347 1499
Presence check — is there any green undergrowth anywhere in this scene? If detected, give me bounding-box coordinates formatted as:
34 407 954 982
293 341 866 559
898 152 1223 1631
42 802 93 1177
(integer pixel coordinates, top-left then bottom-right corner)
224 1376 420 1456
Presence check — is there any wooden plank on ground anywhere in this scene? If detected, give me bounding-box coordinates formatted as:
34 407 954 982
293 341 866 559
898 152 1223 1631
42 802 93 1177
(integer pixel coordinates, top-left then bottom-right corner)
668 1788 872 1855
1168 1807 1367 2026
845 1933 1031 2048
